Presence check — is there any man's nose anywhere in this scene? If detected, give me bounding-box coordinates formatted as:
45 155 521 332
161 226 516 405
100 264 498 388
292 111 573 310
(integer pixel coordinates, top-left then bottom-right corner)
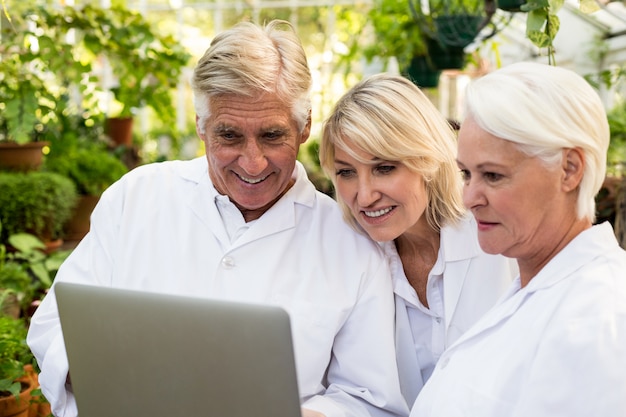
239 139 268 175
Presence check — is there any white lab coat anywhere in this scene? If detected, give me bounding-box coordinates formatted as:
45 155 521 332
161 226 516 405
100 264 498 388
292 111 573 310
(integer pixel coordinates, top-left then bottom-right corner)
411 222 626 417
27 157 407 417
387 215 518 410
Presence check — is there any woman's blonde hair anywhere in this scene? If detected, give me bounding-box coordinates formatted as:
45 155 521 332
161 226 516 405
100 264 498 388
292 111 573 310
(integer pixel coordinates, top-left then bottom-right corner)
320 73 465 232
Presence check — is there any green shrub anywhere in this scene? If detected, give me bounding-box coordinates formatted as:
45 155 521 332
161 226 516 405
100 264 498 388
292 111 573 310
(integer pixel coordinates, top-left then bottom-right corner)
45 147 128 196
0 315 32 398
0 171 78 242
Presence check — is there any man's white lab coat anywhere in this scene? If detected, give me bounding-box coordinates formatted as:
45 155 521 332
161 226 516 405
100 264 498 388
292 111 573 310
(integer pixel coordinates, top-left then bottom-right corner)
27 157 406 417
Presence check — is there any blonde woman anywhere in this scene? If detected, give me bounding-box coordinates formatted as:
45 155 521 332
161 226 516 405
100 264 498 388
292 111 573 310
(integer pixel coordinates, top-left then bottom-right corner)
320 73 518 411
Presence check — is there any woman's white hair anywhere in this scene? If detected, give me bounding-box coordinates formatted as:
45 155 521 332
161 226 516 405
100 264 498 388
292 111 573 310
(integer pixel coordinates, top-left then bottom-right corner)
463 62 610 222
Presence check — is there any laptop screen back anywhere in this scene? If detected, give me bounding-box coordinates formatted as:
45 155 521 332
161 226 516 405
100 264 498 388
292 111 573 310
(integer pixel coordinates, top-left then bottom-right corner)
55 282 302 417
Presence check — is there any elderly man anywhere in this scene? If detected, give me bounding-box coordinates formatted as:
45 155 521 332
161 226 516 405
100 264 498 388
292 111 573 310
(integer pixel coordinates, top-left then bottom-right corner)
27 20 406 417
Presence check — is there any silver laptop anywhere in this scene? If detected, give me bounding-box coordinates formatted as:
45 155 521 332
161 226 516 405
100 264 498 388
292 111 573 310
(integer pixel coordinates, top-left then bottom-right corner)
55 282 302 417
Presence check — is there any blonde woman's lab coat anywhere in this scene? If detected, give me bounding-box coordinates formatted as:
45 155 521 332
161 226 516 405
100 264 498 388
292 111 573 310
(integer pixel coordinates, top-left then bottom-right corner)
386 215 518 409
27 157 407 417
411 222 626 417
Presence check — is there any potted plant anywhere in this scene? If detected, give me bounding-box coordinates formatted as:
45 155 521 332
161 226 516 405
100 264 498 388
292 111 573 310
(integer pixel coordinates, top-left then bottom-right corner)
0 240 33 319
45 145 128 241
409 0 497 71
0 171 78 248
337 0 496 89
1 216 72 321
0 216 58 415
30 4 191 146
3 4 190 150
337 0 428 80
0 3 98 172
0 45 56 172
497 0 528 13
95 4 191 145
0 314 36 416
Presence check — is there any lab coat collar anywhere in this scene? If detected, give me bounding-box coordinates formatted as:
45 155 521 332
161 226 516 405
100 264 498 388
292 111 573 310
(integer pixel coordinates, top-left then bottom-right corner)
440 215 483 331
384 214 484 334
524 222 618 293
440 214 483 262
183 157 317 248
448 222 619 350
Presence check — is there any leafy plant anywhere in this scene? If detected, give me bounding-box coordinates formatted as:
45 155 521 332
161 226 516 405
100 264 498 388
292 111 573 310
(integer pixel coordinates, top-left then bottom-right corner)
7 233 70 290
0 171 78 242
0 315 32 399
335 0 426 75
0 46 58 144
0 216 71 319
521 0 599 65
1 3 190 146
607 101 626 177
45 146 128 196
0 244 32 319
29 4 191 124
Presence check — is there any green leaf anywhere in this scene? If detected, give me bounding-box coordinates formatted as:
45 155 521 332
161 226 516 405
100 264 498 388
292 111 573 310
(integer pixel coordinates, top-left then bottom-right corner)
527 30 551 48
545 14 561 40
521 0 550 12
548 0 565 14
579 0 600 13
8 233 46 253
526 8 549 35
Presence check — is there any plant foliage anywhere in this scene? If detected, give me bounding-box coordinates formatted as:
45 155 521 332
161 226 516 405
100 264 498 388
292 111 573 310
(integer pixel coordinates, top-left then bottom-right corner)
0 315 32 398
521 0 599 65
0 171 78 242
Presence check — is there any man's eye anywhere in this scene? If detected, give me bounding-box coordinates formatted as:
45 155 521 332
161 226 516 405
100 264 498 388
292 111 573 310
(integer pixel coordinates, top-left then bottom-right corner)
264 131 285 141
219 132 238 141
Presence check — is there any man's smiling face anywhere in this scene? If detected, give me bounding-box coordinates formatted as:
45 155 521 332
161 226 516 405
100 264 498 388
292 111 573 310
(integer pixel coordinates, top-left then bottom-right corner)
197 92 310 222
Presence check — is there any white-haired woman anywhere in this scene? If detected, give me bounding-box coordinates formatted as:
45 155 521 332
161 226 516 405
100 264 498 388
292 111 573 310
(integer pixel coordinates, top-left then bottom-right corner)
412 62 626 416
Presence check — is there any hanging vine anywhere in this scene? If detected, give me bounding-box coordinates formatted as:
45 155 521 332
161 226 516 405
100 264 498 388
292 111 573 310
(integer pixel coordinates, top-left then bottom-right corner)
522 0 599 65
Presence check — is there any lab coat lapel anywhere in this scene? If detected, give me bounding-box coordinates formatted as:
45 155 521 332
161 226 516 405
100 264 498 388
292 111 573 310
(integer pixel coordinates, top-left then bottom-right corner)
394 295 424 407
452 223 619 349
183 161 231 247
440 218 481 332
227 162 316 248
234 196 297 247
446 279 527 350
442 259 470 331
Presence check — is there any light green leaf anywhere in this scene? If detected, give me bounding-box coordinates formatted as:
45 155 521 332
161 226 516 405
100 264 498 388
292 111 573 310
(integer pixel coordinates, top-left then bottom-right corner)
527 8 549 34
30 263 51 288
8 234 46 253
579 0 600 13
549 0 565 14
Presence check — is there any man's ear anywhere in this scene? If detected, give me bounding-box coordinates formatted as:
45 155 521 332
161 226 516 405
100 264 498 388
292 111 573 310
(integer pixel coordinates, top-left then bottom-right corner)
300 111 312 145
195 115 204 140
562 147 585 192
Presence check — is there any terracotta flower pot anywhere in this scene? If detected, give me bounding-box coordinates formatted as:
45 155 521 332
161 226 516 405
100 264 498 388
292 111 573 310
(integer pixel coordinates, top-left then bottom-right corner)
105 117 134 146
64 194 100 242
0 376 35 417
0 142 49 172
24 365 51 417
